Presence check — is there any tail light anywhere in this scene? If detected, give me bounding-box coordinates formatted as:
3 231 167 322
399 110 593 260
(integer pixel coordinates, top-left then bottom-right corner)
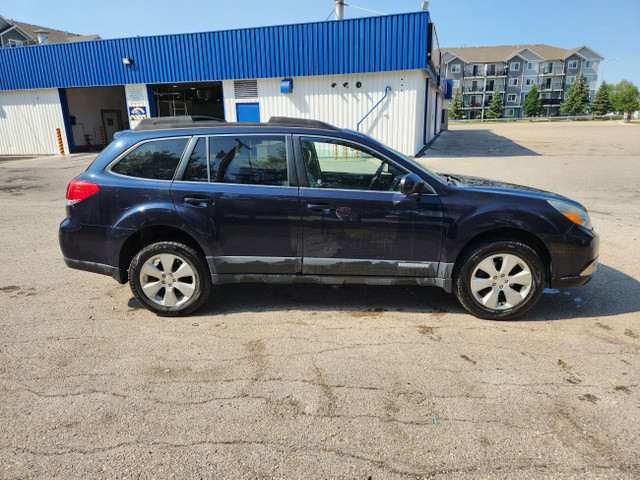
66 179 99 205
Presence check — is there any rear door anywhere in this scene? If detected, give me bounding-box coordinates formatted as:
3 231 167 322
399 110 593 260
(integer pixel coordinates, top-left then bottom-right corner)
171 134 302 275
294 135 443 277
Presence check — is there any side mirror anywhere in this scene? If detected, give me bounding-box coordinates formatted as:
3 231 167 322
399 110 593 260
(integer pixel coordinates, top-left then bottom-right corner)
400 173 425 195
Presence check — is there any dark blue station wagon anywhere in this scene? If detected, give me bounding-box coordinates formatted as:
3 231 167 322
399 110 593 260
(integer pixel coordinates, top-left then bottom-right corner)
60 116 598 319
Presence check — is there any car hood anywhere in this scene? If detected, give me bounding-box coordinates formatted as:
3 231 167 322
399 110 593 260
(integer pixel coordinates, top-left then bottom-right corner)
437 172 582 204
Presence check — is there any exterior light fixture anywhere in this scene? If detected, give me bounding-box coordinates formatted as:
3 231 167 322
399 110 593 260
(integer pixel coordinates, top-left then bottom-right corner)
122 57 133 65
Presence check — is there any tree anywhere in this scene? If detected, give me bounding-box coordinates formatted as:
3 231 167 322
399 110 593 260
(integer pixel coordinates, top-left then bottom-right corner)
561 74 590 115
522 84 543 117
485 89 503 118
610 79 640 120
591 81 614 115
449 88 463 119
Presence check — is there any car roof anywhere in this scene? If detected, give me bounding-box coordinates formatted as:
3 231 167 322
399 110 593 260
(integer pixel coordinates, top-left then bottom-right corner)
133 115 342 133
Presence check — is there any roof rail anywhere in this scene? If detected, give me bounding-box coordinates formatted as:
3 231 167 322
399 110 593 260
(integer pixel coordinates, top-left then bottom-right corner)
133 115 225 131
268 116 340 131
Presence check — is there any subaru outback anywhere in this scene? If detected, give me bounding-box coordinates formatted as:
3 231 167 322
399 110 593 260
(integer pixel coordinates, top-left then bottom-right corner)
59 116 598 320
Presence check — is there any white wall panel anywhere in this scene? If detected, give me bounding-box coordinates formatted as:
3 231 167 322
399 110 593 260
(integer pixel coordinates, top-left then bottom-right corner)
224 71 433 156
0 88 69 155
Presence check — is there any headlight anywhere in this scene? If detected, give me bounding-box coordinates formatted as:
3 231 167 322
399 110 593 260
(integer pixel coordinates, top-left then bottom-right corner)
547 200 592 230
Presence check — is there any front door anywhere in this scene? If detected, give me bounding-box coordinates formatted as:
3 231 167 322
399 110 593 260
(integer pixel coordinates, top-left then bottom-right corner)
171 134 302 275
295 136 443 277
101 109 123 144
236 103 260 122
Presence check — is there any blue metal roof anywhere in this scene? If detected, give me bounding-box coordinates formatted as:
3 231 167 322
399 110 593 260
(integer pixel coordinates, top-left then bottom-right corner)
0 12 436 90
0 12 433 91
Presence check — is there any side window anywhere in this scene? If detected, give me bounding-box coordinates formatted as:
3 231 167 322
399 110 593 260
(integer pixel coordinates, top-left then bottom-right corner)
300 137 409 192
183 138 208 182
209 135 288 186
112 138 188 180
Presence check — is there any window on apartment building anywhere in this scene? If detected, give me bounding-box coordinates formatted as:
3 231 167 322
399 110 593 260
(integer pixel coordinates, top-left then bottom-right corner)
510 62 520 71
8 39 24 47
450 64 461 73
566 76 576 85
524 78 535 86
452 80 460 89
507 94 517 102
527 62 537 71
509 78 519 86
585 60 594 68
505 109 515 117
568 60 579 69
583 76 592 83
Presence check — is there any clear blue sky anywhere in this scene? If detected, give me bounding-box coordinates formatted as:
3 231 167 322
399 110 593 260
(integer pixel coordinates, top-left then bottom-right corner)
6 0 639 85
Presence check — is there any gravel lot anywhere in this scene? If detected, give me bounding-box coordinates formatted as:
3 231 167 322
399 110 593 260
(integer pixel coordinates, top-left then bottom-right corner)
1 121 639 479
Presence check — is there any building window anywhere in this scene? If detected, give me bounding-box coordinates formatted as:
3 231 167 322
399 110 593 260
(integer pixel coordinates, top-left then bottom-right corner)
524 78 535 86
527 62 537 71
452 80 460 89
450 64 461 73
507 94 517 102
510 61 520 72
566 76 576 85
568 60 579 69
505 109 515 117
509 78 519 87
585 60 594 68
8 39 24 47
583 75 592 83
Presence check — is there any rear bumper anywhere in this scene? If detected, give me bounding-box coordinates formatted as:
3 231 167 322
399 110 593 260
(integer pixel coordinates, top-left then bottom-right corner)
63 257 126 283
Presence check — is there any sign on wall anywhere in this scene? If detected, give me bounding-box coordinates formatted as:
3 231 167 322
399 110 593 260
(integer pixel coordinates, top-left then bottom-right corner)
124 84 151 129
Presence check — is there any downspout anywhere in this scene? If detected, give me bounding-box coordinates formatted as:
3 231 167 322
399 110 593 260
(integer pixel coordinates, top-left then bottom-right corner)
357 85 391 132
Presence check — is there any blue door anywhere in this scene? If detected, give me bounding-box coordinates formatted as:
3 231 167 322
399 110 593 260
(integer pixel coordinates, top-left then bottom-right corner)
236 103 260 123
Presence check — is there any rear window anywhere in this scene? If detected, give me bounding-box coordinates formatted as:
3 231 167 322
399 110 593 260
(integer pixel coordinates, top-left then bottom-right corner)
111 138 189 180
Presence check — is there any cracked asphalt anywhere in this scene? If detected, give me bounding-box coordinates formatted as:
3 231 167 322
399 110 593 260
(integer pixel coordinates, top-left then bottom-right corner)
1 121 639 479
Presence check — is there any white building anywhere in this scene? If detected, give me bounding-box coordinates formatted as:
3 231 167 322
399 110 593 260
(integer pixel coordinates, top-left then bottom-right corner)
0 11 447 157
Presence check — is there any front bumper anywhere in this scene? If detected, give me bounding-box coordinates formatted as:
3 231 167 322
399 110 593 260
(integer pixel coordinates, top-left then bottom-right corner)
549 224 599 289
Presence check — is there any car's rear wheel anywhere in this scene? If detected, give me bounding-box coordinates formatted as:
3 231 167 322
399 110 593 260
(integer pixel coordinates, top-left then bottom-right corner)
129 241 211 316
454 240 545 320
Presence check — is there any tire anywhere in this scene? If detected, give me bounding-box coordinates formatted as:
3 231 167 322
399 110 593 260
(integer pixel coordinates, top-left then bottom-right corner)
453 240 545 320
129 241 211 316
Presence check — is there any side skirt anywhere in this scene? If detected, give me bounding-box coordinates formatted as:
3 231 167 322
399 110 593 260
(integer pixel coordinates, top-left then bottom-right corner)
210 273 453 293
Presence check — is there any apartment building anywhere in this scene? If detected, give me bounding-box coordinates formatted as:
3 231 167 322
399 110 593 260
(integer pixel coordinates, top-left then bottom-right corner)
440 45 603 119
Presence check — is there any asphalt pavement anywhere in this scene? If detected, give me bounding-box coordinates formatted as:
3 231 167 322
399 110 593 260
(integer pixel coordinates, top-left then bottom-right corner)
1 121 639 479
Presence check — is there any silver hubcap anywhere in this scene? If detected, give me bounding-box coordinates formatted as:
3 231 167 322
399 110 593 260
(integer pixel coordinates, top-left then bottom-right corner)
139 253 196 307
470 253 533 311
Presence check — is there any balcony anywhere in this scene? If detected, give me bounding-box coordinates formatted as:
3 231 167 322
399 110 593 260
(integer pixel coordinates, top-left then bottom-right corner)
541 98 563 106
463 68 485 78
539 82 563 91
463 86 485 93
485 69 507 77
540 66 564 75
462 102 483 109
485 84 505 93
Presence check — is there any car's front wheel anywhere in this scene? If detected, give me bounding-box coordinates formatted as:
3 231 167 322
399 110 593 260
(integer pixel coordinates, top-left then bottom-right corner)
129 241 211 316
453 240 545 320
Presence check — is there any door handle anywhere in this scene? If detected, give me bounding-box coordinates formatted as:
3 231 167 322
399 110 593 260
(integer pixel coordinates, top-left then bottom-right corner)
307 203 338 214
184 196 215 208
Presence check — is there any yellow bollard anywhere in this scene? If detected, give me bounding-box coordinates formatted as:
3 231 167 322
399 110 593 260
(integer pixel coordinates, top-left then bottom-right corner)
56 128 65 155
